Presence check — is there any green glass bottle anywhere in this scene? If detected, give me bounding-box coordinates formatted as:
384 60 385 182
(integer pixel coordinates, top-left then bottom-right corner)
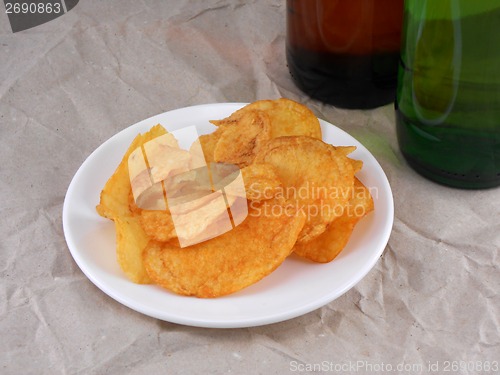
396 0 500 188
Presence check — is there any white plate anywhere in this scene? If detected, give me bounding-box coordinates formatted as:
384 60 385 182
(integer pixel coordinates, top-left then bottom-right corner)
63 103 394 328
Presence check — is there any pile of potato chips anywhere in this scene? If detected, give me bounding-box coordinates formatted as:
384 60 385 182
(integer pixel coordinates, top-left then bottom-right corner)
96 98 373 298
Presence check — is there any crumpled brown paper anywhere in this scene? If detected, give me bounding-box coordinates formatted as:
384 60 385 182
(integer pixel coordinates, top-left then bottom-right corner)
1 0 498 374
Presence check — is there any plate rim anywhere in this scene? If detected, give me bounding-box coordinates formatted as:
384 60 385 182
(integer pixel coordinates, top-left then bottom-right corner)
62 102 394 328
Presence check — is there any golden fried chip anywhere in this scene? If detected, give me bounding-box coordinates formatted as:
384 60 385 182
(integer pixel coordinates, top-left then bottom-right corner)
213 109 271 167
143 198 306 298
294 178 374 263
96 124 167 219
96 124 168 283
195 131 222 164
137 162 247 243
349 158 364 174
143 137 191 187
254 136 355 244
139 209 176 242
114 217 152 283
330 145 363 174
211 98 322 140
169 190 239 247
137 187 228 244
241 163 282 201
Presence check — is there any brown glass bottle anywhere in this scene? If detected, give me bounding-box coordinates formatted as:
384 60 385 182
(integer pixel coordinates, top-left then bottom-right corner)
286 0 403 109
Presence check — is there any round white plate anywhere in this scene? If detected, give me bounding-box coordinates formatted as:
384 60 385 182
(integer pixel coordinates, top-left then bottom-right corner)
63 103 394 328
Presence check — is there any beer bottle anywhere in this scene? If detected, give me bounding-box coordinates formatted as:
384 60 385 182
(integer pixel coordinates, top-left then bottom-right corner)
396 0 500 188
286 0 403 109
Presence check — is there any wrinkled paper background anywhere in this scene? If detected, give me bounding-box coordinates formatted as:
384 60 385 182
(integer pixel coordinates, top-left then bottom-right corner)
1 1 499 374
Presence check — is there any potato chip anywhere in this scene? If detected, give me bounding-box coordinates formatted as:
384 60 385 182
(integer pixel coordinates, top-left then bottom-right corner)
136 161 281 244
143 197 306 298
143 135 191 186
204 99 322 168
138 161 246 240
211 98 322 140
349 158 364 174
196 131 221 164
213 109 271 167
169 190 238 247
114 217 152 283
253 136 355 244
96 124 168 283
331 145 363 174
96 124 167 219
294 178 374 263
138 209 176 243
241 163 282 201
137 187 229 244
